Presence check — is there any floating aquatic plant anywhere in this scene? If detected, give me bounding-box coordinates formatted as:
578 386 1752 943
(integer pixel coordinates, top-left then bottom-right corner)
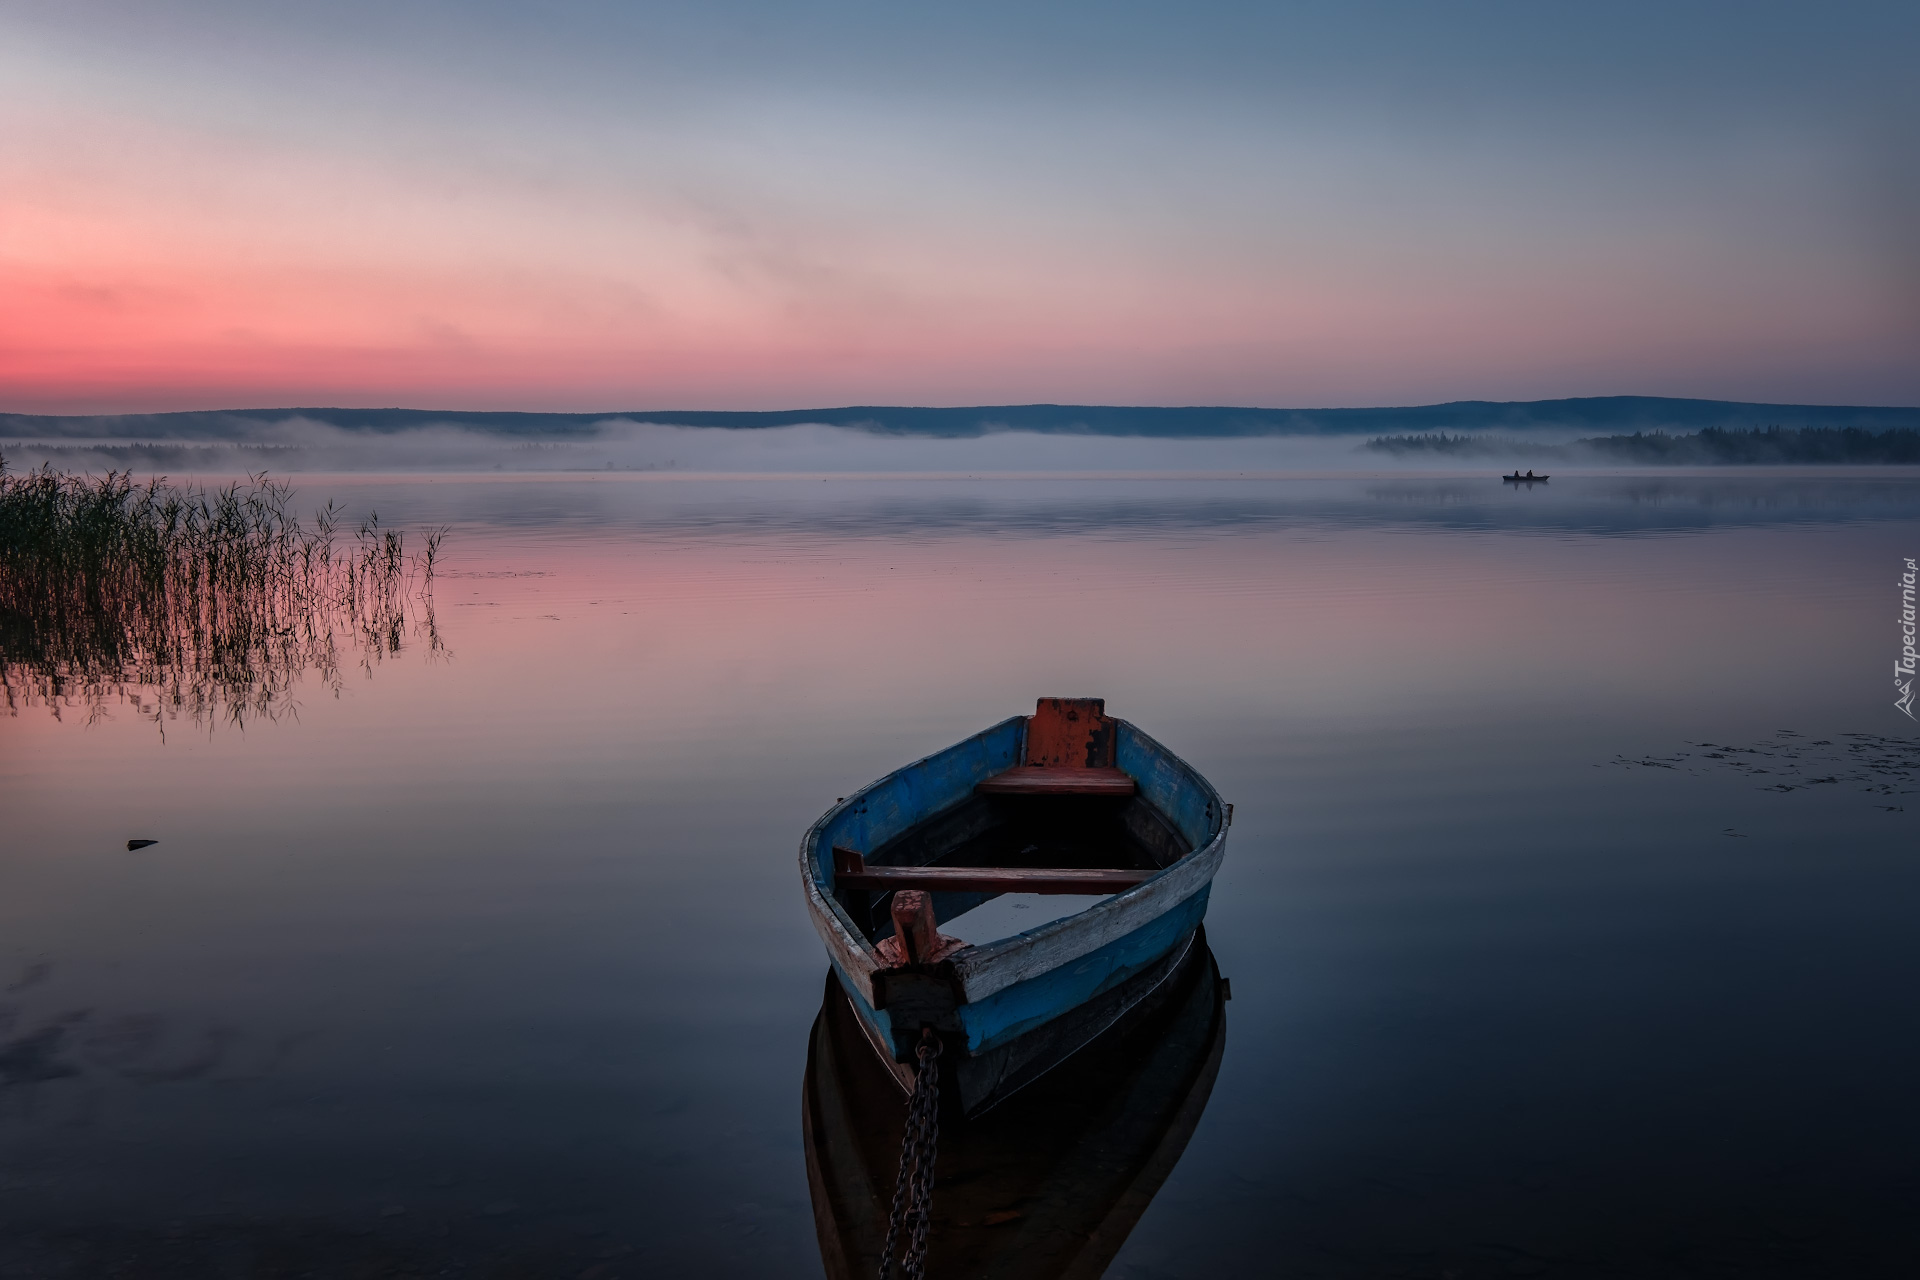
0 455 445 728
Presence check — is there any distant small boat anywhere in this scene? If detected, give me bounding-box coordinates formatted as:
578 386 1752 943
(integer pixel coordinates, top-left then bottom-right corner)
800 697 1230 1117
1502 472 1550 483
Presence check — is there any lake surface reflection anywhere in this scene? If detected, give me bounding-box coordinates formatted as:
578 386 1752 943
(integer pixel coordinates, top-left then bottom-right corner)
3 472 1917 1277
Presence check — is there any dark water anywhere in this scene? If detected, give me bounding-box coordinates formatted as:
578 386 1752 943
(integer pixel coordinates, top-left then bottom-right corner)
3 472 1917 1277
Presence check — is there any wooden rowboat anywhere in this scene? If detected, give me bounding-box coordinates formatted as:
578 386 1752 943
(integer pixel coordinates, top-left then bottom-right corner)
799 698 1230 1117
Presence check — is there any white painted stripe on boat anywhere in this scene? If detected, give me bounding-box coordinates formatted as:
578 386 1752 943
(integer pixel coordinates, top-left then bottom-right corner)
803 866 882 1006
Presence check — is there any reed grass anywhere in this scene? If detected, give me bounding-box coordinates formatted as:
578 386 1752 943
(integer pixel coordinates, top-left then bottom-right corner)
0 455 445 727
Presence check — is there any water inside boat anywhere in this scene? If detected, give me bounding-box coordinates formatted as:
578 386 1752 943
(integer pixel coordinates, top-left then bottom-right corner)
939 892 1115 944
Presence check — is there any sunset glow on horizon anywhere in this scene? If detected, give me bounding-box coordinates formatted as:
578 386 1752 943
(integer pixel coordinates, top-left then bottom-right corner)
5 0 1917 415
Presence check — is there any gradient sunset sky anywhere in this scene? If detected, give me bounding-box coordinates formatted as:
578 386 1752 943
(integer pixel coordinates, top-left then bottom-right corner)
4 0 1916 414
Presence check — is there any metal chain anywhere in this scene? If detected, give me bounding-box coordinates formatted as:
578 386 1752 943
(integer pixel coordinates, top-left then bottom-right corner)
878 1027 942 1280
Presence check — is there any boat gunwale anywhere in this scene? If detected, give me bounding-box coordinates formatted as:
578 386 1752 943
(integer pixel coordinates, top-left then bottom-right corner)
799 715 1228 1008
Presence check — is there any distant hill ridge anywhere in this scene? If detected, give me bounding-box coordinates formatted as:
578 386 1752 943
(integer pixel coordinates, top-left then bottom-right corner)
6 396 1919 441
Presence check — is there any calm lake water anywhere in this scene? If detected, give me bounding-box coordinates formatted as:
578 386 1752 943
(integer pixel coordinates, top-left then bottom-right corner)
4 471 1918 1277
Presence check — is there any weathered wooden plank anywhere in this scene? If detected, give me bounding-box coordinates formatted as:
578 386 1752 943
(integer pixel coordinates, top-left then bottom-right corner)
800 716 1027 1007
1023 697 1117 768
812 716 1027 885
976 765 1137 796
839 865 1152 894
808 896 881 1006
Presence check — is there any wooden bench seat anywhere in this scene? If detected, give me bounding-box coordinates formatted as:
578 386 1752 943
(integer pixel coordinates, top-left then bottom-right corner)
973 696 1137 797
975 766 1137 796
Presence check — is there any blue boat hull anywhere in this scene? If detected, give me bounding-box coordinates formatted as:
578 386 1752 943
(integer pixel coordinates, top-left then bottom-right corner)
801 710 1230 1115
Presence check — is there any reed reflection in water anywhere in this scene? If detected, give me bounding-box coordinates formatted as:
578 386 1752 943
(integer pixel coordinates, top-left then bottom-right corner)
0 461 444 727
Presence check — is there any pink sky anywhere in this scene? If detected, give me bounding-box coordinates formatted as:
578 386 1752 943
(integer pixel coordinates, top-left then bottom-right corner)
5 3 1916 414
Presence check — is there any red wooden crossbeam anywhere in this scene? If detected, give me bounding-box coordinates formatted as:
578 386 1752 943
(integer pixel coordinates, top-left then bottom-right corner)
832 847 1151 895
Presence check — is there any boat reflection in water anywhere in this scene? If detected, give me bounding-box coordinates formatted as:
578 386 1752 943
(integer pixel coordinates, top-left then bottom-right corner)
802 930 1226 1280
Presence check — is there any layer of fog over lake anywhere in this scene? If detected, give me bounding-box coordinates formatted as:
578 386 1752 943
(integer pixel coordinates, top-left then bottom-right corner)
2 418 1596 473
3 465 1916 1276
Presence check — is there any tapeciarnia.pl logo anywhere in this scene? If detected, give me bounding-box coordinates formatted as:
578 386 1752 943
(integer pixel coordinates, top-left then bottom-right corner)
1899 557 1917 720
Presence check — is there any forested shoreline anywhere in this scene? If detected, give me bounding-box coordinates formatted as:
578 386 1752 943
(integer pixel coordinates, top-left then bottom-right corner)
1363 426 1920 464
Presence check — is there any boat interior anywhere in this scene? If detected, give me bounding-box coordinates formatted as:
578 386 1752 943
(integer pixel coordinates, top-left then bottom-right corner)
830 699 1195 961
